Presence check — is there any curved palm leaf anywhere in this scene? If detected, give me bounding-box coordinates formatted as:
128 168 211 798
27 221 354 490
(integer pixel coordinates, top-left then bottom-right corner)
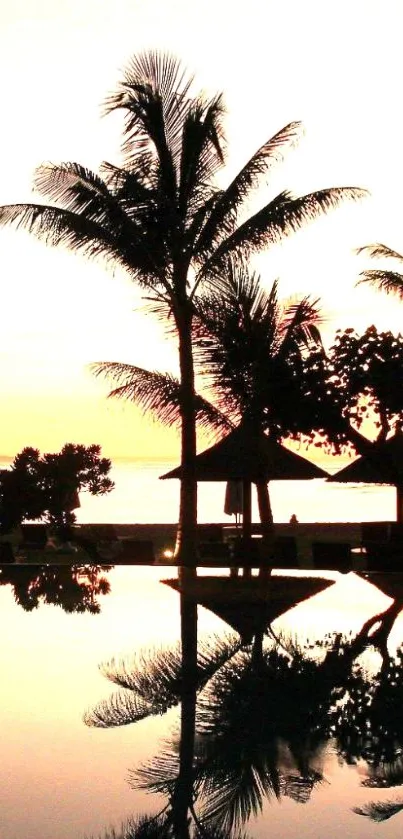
356 243 403 261
193 261 323 429
203 187 367 273
356 243 403 299
353 800 403 822
84 635 242 728
82 690 158 728
0 201 169 289
358 269 403 298
90 361 232 436
88 813 173 839
178 95 226 224
195 121 305 258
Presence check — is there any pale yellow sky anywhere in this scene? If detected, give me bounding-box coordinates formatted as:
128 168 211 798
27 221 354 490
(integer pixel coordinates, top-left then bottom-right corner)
1 0 403 459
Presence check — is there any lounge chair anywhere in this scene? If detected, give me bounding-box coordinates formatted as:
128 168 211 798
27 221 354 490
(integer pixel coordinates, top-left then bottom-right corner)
20 524 48 550
113 539 155 564
231 537 261 567
0 541 15 563
311 541 352 573
197 541 232 566
272 535 298 569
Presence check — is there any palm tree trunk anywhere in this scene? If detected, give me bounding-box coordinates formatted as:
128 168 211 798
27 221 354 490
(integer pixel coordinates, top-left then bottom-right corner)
256 481 274 532
256 481 274 578
171 593 198 839
175 305 198 572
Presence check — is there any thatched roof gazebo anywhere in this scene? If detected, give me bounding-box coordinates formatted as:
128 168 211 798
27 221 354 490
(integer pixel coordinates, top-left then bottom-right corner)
161 423 328 539
328 431 403 522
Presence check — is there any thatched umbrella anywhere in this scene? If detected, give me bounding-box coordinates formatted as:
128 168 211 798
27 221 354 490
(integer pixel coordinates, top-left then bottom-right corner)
328 431 403 522
163 574 335 643
160 424 328 539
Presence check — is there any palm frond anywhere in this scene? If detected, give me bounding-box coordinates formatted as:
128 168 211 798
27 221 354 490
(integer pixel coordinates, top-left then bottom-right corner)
83 690 157 728
34 162 113 209
196 121 304 255
130 746 179 794
105 51 196 186
356 243 403 261
179 95 226 222
353 800 403 822
91 361 232 435
99 645 184 703
100 634 241 699
197 758 279 833
358 269 403 298
33 162 156 253
204 187 367 271
85 634 242 730
88 813 172 839
278 296 323 353
100 159 156 197
91 362 183 428
0 202 166 286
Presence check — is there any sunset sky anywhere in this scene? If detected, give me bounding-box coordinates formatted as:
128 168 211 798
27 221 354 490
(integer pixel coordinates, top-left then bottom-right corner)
1 0 403 461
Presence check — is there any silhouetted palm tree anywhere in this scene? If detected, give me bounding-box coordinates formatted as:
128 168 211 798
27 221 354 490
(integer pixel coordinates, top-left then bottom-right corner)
93 264 324 536
0 51 365 564
193 262 323 528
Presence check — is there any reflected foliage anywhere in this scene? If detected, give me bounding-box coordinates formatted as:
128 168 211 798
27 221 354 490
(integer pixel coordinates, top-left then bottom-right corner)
87 813 174 839
88 812 247 839
83 634 242 727
0 564 111 613
83 598 403 837
353 800 403 822
333 645 403 768
129 635 403 834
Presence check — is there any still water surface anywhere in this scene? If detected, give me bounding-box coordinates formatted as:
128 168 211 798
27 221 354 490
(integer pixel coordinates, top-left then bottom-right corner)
2 566 403 838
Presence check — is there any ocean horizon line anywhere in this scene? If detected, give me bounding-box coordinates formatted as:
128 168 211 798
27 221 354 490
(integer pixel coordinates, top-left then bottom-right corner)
0 453 178 465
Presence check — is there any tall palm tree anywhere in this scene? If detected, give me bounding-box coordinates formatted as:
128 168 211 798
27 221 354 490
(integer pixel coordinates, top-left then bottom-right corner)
193 262 324 529
0 51 365 564
93 265 324 534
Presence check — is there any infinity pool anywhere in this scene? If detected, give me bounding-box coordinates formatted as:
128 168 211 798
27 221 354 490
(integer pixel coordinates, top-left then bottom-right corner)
1 566 402 839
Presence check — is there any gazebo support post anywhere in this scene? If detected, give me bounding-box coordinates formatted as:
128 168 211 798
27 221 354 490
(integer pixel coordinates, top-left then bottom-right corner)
397 486 403 524
242 480 253 578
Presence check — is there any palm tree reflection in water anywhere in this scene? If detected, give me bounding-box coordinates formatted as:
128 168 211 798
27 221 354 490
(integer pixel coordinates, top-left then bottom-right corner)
84 585 403 838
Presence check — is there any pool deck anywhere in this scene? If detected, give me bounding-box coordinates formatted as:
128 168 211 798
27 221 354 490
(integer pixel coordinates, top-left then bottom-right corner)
6 521 364 567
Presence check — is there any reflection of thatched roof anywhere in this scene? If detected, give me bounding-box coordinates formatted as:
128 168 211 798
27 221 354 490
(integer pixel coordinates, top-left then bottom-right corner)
358 572 403 601
329 432 403 487
163 576 334 642
160 425 328 483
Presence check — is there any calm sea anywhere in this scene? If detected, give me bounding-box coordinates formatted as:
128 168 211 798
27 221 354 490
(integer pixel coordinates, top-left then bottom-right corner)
0 457 392 524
